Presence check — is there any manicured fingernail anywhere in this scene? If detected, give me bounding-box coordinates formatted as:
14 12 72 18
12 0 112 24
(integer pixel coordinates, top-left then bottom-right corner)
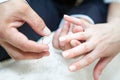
43 27 51 36
62 52 69 57
59 37 66 42
69 65 76 71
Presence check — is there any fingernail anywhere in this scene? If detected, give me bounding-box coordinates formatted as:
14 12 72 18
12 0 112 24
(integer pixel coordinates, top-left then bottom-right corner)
62 52 69 57
59 37 66 42
43 27 51 36
69 65 76 71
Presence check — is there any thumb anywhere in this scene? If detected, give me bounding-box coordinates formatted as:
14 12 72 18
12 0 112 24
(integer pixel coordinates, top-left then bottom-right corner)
93 57 113 80
22 5 51 36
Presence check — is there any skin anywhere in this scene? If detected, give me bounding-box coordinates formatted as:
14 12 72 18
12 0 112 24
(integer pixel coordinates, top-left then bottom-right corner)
53 20 83 50
0 0 51 60
53 3 120 80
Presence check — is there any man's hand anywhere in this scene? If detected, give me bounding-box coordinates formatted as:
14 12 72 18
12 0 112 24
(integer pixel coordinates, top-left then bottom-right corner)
0 0 51 60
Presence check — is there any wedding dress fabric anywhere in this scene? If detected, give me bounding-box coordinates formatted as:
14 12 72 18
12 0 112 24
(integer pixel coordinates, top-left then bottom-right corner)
0 33 120 80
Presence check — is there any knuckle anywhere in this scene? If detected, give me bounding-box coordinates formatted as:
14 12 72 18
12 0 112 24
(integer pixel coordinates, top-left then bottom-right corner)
38 18 44 27
33 18 42 27
80 59 90 67
83 44 89 52
80 33 85 37
19 3 29 13
14 3 29 15
84 60 90 66
19 44 29 52
70 53 77 58
76 33 84 40
85 56 94 65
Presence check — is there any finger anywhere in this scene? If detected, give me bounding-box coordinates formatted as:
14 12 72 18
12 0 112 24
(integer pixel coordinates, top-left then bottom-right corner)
68 50 99 72
68 23 74 34
59 22 83 50
63 39 81 54
5 28 49 52
70 39 81 47
72 25 84 33
63 42 72 50
52 29 61 49
16 51 49 60
2 42 49 60
62 41 94 58
9 21 25 28
59 21 70 36
59 32 89 48
14 51 49 60
22 5 51 36
93 57 114 80
59 21 71 49
64 15 89 29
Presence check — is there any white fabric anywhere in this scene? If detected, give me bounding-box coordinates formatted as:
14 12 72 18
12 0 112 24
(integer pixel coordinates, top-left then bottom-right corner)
104 0 120 3
0 33 120 80
0 0 8 3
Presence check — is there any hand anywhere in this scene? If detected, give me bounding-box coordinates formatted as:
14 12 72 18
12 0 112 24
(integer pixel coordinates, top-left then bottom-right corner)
0 0 51 60
52 16 83 50
60 15 120 80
